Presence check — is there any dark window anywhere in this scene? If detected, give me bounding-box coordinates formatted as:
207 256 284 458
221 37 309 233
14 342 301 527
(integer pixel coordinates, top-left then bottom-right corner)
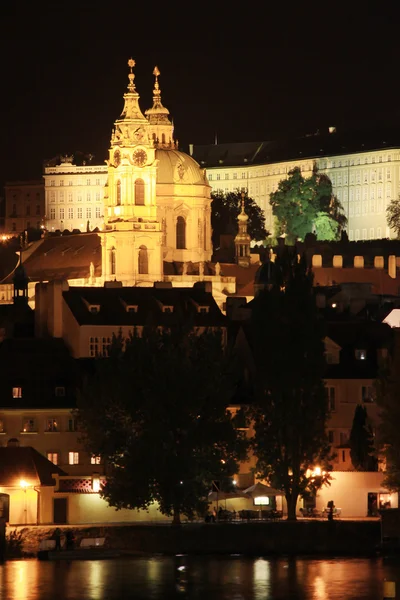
138 245 148 274
176 216 186 249
116 181 121 205
26 205 30 216
135 179 145 205
325 386 336 411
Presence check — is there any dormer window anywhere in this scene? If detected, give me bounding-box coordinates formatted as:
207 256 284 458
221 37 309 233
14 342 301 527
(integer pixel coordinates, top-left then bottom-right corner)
355 349 367 360
127 305 138 313
55 386 66 397
89 305 100 314
162 305 174 313
12 387 22 399
198 306 209 314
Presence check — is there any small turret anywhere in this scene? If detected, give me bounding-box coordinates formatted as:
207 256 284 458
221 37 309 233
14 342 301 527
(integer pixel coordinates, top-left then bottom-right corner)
234 192 251 268
145 66 176 148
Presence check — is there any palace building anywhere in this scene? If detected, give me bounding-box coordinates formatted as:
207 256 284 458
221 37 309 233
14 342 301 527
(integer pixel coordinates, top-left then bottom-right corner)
191 129 400 242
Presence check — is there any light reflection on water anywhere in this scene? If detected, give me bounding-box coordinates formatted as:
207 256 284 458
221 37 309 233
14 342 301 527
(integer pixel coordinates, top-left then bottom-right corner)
0 555 396 599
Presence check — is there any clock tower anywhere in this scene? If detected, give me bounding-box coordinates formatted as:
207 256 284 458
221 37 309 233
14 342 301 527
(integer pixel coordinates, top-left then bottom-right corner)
102 59 163 286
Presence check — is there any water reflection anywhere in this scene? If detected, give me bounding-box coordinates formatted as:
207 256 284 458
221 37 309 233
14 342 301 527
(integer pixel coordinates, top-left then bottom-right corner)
0 555 395 599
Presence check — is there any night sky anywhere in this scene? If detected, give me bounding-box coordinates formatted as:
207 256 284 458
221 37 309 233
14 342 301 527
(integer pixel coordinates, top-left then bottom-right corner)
1 4 400 190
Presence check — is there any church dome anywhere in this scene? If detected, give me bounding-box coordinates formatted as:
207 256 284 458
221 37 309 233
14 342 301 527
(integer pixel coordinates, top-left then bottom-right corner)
155 149 208 186
254 259 277 287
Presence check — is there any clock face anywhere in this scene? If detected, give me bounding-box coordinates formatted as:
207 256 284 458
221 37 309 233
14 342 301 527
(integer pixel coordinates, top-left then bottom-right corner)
113 150 121 167
133 149 147 167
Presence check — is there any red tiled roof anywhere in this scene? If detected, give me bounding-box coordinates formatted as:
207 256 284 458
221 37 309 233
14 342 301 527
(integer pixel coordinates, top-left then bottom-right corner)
0 447 67 486
1 233 102 284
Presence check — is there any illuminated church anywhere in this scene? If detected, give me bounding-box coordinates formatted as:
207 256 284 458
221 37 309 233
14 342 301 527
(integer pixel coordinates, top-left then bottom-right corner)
102 59 213 286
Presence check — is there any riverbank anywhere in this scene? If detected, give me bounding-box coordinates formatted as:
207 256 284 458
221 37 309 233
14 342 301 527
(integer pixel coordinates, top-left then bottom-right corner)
9 519 382 558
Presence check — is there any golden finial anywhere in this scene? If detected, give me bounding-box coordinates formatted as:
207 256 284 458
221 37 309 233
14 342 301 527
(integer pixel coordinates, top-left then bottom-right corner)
153 66 160 96
127 58 136 91
241 190 246 211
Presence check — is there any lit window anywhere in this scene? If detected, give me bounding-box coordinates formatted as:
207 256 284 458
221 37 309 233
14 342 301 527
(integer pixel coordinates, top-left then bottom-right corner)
60 180 64 187
355 349 367 360
46 419 59 432
12 387 22 398
22 418 36 433
101 337 111 356
47 452 59 465
91 455 101 465
254 496 270 506
89 337 99 357
68 452 79 465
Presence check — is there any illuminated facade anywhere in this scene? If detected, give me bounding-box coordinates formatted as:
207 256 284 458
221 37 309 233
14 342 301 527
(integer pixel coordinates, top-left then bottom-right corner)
43 158 107 233
192 137 398 241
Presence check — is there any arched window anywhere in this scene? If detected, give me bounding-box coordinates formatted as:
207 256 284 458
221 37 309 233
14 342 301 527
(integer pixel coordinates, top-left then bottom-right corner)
110 248 116 275
138 245 148 274
116 181 121 206
176 216 186 249
161 133 166 144
135 179 145 205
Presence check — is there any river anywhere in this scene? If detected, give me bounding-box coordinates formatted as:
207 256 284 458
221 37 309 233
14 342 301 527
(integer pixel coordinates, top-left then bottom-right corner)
0 555 397 599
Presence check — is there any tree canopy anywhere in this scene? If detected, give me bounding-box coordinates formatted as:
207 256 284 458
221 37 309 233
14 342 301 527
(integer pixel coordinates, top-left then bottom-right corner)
248 248 332 519
349 404 378 471
76 326 248 524
375 333 400 489
386 196 400 238
211 189 268 251
269 166 347 244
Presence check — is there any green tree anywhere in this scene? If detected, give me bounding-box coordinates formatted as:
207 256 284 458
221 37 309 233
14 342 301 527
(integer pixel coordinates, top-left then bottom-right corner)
248 248 332 520
386 196 400 238
269 166 347 245
349 405 378 471
211 190 268 250
375 334 400 489
76 327 248 525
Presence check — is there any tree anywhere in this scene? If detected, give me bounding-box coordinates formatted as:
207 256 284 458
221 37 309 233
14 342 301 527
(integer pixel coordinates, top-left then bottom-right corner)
248 248 332 520
386 197 400 238
76 327 248 525
269 166 347 245
211 190 268 251
349 404 378 471
375 332 400 489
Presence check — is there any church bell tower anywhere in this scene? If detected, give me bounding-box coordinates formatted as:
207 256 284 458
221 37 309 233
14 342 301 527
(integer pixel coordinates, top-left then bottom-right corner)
102 58 163 286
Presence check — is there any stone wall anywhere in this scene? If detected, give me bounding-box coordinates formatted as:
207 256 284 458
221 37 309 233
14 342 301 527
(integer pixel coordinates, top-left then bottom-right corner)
9 520 381 557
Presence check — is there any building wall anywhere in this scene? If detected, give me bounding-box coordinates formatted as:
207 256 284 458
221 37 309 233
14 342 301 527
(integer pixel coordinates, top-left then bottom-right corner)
315 471 398 517
0 409 95 475
43 161 108 233
4 180 45 234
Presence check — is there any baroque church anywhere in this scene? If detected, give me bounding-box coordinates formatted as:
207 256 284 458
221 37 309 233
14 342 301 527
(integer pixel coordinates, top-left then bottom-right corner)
102 59 213 286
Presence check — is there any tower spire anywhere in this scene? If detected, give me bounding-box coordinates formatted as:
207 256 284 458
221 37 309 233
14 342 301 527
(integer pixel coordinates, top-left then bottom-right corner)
234 191 251 268
110 58 149 148
145 66 175 148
